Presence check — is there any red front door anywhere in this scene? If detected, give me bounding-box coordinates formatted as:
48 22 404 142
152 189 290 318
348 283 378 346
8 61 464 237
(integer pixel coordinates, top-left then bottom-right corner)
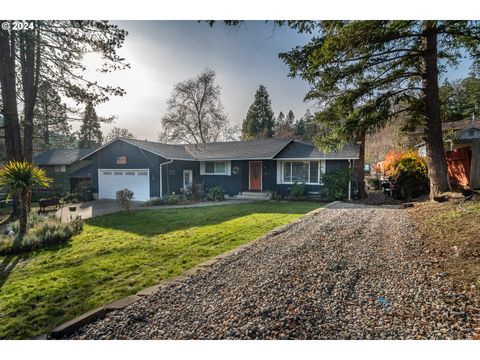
249 161 262 191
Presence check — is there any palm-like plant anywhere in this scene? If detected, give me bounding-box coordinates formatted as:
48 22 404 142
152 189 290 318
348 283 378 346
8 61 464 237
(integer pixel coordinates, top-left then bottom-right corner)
0 161 51 237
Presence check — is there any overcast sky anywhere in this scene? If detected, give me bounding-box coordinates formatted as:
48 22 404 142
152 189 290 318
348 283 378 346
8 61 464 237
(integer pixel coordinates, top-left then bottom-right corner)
83 21 473 141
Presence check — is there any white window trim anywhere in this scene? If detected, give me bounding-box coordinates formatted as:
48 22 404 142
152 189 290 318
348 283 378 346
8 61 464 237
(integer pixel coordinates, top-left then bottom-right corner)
277 160 325 185
200 161 231 176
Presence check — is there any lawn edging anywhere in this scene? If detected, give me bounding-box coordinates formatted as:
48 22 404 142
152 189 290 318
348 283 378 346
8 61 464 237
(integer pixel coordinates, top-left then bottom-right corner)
47 201 329 340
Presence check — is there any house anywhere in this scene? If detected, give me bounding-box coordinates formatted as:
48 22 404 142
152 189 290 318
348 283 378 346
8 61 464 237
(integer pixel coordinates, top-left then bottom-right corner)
416 123 480 189
33 148 94 193
80 137 360 201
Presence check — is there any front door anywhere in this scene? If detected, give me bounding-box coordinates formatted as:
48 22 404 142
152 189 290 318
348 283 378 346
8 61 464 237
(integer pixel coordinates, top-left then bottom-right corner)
183 169 193 189
249 161 262 191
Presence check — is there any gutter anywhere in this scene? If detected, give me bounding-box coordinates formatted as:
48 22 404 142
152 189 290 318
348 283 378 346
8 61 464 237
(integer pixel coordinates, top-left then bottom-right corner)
160 159 173 198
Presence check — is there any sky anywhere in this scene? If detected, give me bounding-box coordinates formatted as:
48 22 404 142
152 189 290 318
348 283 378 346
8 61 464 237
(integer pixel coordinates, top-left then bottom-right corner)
83 21 473 141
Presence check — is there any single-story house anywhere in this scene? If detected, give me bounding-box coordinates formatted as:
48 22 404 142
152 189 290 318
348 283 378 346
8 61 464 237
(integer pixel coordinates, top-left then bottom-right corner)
33 148 94 193
80 137 360 201
416 124 480 189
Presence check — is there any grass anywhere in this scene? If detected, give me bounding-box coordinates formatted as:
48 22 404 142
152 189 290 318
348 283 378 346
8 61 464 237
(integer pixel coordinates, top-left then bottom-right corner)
0 200 322 339
408 198 480 293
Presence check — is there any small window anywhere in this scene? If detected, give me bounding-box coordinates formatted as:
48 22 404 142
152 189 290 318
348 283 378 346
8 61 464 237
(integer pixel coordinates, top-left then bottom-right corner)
103 171 112 176
137 171 148 176
116 156 127 165
54 165 66 173
125 171 136 176
114 171 123 176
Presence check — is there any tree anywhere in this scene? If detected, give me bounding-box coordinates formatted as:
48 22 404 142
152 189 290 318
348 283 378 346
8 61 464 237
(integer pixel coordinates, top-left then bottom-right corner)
33 82 72 151
439 76 480 122
278 20 480 198
0 20 128 162
104 127 136 143
295 109 316 142
0 161 51 237
275 109 296 138
159 69 231 144
78 102 102 148
241 85 275 139
274 111 285 135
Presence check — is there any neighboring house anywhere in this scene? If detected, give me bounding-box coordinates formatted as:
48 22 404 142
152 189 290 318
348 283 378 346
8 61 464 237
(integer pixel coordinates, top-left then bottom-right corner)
33 148 94 193
416 123 480 189
81 137 360 201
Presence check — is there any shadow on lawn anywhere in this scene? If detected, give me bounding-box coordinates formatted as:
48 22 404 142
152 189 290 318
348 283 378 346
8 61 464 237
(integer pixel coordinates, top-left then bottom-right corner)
0 254 25 290
86 201 323 236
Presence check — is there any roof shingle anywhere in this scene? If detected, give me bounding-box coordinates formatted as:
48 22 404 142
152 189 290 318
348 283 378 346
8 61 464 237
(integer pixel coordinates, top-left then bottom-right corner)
33 148 94 165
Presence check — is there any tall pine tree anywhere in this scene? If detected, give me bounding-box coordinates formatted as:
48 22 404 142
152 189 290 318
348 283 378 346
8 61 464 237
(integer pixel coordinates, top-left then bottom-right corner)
241 85 275 139
78 101 102 148
279 20 480 198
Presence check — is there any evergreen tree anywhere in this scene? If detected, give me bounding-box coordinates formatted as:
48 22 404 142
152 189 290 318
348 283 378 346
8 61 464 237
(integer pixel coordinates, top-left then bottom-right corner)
274 111 285 135
241 85 275 139
33 82 73 151
439 76 480 122
295 109 316 141
78 102 102 148
279 20 480 198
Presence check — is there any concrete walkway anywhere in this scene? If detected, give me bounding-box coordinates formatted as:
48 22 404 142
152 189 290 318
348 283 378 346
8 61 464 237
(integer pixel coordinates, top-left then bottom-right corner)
56 199 256 222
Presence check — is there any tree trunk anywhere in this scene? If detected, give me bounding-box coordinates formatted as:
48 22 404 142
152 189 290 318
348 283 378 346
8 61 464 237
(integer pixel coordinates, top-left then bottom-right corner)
20 28 40 162
19 189 29 238
0 28 23 161
353 131 367 198
421 21 450 199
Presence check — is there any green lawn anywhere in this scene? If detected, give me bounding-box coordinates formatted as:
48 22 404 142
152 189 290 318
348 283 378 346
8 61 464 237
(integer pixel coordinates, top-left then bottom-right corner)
0 200 322 339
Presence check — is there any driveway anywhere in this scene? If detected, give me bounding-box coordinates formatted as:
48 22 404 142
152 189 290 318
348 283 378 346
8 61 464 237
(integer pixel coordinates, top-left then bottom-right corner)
69 202 480 339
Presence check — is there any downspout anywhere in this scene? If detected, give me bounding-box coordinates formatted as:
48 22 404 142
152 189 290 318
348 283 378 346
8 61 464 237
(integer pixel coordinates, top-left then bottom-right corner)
348 159 352 201
160 159 173 198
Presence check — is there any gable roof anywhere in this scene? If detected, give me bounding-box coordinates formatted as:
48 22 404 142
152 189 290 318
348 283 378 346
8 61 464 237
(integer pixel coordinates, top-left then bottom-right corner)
274 141 360 159
80 137 358 162
34 148 94 166
124 138 194 160
185 138 292 160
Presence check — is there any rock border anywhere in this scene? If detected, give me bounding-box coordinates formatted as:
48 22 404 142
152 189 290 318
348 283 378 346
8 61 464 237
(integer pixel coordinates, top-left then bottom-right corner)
45 202 330 339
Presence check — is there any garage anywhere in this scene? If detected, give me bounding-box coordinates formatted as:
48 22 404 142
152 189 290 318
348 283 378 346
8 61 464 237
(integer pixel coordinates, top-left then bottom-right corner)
98 169 150 201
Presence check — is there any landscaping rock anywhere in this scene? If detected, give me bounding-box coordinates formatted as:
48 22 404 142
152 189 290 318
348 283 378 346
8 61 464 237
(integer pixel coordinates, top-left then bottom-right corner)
68 203 480 339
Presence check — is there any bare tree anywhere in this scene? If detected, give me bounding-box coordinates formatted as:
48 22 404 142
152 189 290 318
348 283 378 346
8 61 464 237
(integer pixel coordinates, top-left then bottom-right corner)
158 69 232 144
104 126 136 143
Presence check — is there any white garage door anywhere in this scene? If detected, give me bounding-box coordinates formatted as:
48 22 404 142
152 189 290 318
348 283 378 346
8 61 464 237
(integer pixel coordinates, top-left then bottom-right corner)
98 169 150 201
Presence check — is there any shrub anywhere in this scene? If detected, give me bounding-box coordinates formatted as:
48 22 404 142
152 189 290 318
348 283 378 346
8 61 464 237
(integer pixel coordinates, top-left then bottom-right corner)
61 192 83 204
207 186 225 201
143 197 165 206
321 168 351 201
184 183 205 202
0 215 83 255
116 188 134 211
366 177 381 190
165 194 180 205
384 150 428 199
290 182 306 200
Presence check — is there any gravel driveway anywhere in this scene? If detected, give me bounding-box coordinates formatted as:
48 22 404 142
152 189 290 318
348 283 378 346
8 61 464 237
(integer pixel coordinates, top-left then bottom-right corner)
69 202 480 339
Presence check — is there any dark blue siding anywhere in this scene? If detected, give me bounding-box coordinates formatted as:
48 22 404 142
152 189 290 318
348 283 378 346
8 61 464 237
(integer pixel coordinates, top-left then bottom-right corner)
89 140 164 198
275 159 350 197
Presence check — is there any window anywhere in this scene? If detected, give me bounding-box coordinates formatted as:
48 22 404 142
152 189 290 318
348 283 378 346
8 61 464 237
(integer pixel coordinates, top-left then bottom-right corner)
280 161 324 184
54 165 66 173
202 161 229 175
125 171 136 176
116 156 127 165
114 171 123 176
137 171 148 176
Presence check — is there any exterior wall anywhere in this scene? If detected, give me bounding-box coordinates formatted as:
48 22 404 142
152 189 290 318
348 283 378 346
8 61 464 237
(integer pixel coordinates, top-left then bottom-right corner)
275 159 349 197
39 160 90 192
89 140 163 198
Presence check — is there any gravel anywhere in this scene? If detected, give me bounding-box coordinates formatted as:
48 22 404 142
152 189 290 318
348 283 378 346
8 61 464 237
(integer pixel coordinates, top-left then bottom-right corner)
69 202 480 339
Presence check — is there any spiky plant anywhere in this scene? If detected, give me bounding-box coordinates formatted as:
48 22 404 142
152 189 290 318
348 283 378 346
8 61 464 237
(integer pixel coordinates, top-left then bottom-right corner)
0 161 51 237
